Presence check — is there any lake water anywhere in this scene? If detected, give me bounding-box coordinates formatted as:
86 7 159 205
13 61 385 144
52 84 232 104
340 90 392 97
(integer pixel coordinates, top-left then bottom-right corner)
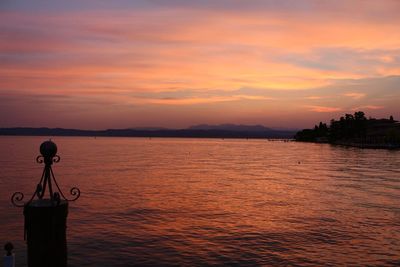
0 136 399 266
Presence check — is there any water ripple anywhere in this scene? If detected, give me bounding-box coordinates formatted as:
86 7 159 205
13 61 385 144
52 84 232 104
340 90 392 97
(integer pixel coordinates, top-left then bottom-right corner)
0 137 399 266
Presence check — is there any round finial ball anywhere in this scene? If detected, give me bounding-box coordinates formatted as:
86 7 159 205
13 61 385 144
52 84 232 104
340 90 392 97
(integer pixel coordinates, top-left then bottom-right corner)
40 140 57 158
4 242 13 253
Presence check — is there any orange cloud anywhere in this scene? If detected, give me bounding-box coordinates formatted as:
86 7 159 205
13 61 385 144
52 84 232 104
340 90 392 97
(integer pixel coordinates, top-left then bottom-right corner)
343 92 366 99
307 106 342 113
352 105 384 111
305 96 324 100
125 94 274 106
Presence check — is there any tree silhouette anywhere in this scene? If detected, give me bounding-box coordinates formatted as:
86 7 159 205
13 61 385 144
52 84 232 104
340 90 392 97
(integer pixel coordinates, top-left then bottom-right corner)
295 111 399 145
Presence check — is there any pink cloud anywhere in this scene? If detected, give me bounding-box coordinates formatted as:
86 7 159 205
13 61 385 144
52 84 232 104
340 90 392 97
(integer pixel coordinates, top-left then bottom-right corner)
307 105 342 113
351 105 384 111
305 96 323 100
343 92 366 99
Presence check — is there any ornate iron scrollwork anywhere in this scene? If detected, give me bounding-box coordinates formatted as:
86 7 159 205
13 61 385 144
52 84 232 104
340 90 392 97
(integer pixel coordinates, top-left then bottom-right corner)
11 140 80 207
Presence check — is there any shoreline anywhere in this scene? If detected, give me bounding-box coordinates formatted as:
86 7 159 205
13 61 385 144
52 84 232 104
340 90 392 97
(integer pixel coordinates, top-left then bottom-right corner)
296 140 400 150
0 127 296 140
332 141 400 150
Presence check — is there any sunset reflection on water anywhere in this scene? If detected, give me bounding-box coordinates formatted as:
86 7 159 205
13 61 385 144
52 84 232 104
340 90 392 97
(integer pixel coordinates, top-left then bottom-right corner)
1 137 399 266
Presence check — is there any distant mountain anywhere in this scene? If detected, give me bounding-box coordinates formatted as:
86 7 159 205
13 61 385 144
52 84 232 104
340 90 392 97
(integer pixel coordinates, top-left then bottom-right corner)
130 127 169 131
0 126 296 139
188 124 272 132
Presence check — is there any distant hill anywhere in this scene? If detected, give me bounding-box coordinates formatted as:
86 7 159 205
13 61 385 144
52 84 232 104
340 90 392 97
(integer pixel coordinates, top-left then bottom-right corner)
130 127 169 131
188 124 272 132
0 125 296 139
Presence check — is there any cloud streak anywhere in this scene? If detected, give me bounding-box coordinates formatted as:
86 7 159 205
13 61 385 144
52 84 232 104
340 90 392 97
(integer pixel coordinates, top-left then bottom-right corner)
306 106 342 113
343 92 366 99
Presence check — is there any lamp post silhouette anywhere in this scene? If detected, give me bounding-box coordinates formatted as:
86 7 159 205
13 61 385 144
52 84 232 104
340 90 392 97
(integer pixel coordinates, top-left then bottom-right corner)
11 140 80 267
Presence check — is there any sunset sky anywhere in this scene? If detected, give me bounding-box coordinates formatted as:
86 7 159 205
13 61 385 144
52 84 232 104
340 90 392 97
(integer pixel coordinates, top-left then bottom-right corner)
1 0 399 129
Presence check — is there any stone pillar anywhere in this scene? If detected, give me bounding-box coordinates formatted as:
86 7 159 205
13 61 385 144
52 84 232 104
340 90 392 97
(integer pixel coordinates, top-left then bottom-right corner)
24 200 68 267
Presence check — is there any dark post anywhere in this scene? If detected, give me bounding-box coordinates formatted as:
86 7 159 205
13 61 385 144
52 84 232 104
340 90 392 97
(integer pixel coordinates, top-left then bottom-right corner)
3 242 15 267
11 140 80 267
24 200 68 267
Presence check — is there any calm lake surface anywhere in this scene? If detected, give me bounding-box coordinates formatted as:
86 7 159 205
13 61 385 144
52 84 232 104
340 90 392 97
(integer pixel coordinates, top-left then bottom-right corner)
0 136 399 266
